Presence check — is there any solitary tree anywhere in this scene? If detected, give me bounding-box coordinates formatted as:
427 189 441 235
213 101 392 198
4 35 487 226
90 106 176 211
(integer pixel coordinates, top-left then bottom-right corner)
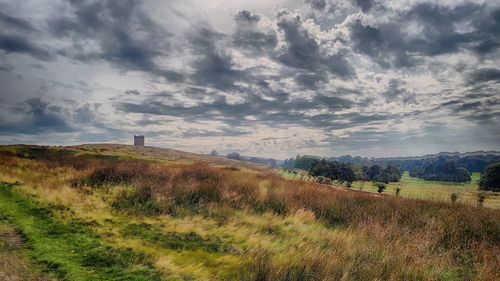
374 182 387 193
395 187 402 196
477 193 486 207
479 162 500 192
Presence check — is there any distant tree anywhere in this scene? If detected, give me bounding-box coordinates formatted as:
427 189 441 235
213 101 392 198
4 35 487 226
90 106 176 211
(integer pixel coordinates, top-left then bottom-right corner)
477 193 486 207
479 162 500 192
281 158 295 169
316 176 327 184
309 159 357 184
294 155 320 170
226 152 241 160
210 150 218 156
374 182 387 193
309 159 330 178
416 157 471 182
395 187 401 195
365 165 401 183
367 165 383 181
383 165 402 182
338 164 357 183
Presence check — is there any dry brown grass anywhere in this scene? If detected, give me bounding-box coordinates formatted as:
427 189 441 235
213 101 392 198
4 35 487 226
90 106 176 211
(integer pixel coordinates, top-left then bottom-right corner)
1 146 499 280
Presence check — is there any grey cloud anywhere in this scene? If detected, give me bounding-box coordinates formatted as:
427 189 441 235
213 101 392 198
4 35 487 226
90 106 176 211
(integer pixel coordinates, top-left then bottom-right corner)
382 79 417 105
0 97 119 137
350 2 500 68
294 72 327 89
349 20 413 68
233 11 278 54
25 98 69 129
0 62 13 72
0 11 36 32
457 101 482 111
467 68 500 84
124 89 140 95
235 10 261 22
306 0 327 11
0 98 72 135
190 26 247 90
117 87 375 134
0 35 51 61
352 0 374 13
276 10 354 78
181 128 250 138
49 0 183 82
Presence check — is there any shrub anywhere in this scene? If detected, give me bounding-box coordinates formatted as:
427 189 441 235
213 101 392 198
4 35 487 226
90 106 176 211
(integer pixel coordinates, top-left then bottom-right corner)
395 187 401 195
477 193 486 207
479 162 500 192
112 186 173 216
374 182 387 193
450 193 458 203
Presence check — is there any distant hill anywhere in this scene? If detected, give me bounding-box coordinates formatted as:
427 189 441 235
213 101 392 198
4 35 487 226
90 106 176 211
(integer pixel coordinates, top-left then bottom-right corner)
226 151 281 167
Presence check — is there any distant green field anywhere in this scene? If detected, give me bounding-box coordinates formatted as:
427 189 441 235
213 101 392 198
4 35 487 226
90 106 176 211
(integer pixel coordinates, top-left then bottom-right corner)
279 169 500 209
354 172 500 208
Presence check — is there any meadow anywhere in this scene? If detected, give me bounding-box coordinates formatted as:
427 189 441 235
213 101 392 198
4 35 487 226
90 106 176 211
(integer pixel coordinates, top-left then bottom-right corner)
0 145 499 280
280 170 500 209
353 172 500 209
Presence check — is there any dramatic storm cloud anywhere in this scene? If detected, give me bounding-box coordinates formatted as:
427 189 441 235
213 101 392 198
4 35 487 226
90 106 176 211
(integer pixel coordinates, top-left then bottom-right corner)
0 0 499 158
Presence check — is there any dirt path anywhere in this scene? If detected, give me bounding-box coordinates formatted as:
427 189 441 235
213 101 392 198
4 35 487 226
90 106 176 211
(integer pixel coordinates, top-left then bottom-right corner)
0 222 49 281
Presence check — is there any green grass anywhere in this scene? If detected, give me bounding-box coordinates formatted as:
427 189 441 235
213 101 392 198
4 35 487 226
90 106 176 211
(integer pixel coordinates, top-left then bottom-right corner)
279 169 500 208
0 182 164 281
121 223 235 254
2 146 499 280
353 172 500 208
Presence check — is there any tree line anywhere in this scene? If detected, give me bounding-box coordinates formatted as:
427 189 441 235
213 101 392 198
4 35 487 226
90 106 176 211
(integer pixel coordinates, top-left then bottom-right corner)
409 157 471 182
324 152 500 173
284 156 402 184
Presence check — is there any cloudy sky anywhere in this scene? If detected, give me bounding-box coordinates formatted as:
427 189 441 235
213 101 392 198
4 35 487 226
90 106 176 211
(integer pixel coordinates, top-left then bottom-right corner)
1 0 499 158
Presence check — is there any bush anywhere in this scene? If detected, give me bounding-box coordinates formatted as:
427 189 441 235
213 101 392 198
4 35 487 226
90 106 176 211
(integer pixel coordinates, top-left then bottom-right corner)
112 186 172 216
479 162 500 192
477 193 486 207
450 193 458 203
395 187 401 195
374 182 387 193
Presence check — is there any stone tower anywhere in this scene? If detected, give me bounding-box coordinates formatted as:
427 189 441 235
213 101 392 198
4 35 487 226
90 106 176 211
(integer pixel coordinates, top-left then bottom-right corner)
134 135 145 146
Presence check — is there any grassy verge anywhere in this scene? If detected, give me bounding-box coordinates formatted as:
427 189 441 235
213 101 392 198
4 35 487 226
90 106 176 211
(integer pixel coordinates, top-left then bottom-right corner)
0 182 164 281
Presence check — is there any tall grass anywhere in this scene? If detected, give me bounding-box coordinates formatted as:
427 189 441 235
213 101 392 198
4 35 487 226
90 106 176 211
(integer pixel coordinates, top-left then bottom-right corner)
1 146 499 280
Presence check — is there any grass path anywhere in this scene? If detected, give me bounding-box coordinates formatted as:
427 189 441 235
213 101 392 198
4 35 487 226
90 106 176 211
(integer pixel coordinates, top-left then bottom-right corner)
0 219 50 281
0 182 164 281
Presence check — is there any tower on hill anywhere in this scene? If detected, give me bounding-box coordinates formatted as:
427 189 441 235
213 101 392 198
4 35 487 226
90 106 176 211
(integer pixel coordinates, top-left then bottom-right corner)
134 135 145 146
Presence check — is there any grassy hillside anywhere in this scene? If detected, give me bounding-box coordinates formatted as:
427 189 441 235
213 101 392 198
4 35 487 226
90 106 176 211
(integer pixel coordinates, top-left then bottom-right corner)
0 145 499 280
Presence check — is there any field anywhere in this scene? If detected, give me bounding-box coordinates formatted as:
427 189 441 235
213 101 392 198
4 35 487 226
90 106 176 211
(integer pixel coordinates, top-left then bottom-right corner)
280 170 500 209
1 144 499 280
354 172 500 209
